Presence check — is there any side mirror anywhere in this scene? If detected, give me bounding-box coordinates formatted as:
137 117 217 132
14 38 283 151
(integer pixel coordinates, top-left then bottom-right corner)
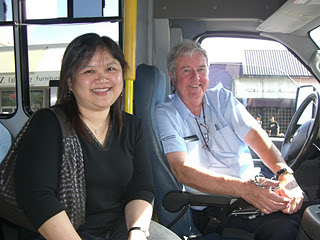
296 85 317 125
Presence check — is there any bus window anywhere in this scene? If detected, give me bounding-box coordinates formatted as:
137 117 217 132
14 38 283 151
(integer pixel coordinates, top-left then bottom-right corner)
310 25 320 49
0 26 16 114
201 37 316 136
27 22 119 112
0 0 12 22
26 0 119 19
26 0 68 19
24 0 121 112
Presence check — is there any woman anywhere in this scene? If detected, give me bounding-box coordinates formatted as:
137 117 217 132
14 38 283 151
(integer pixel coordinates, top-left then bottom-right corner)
15 33 179 240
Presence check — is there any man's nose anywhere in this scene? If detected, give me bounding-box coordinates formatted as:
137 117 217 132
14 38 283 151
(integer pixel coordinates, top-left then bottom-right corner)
191 69 200 79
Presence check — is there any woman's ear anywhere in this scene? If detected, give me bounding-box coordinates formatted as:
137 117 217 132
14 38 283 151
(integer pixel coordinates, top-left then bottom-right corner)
67 78 73 91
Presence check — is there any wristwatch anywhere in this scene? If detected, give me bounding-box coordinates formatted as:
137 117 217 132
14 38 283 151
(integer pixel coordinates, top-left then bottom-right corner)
276 167 293 179
128 227 150 237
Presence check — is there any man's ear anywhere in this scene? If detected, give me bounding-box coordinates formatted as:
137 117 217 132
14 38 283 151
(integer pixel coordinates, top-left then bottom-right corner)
169 71 175 86
67 78 73 91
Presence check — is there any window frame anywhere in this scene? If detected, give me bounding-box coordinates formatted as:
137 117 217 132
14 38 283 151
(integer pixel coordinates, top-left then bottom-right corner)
0 0 123 117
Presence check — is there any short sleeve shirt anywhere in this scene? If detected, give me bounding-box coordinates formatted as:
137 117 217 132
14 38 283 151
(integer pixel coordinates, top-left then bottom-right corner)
155 85 260 194
269 121 279 136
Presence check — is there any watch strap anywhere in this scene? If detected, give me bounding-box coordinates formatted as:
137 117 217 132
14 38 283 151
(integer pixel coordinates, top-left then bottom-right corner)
276 167 293 179
128 226 150 237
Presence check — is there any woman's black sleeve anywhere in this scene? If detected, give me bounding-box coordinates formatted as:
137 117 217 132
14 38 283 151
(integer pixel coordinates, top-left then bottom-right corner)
124 118 155 204
15 110 64 229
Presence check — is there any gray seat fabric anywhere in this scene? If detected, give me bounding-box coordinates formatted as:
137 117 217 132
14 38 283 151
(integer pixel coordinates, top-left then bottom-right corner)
0 121 18 240
0 122 12 163
134 64 199 237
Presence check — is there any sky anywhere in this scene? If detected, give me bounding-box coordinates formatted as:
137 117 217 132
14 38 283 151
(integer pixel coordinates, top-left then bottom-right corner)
202 37 286 63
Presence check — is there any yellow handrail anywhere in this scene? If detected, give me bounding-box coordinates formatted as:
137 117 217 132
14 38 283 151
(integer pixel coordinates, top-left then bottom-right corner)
123 0 137 114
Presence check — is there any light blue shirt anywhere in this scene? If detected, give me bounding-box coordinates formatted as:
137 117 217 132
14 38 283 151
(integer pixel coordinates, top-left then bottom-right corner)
155 85 261 194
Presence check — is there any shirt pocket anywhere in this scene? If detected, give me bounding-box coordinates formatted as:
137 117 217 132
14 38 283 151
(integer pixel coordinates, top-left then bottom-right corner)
212 125 243 154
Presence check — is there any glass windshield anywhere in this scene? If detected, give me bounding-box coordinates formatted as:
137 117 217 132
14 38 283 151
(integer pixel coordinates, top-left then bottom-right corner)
201 37 317 137
310 25 320 49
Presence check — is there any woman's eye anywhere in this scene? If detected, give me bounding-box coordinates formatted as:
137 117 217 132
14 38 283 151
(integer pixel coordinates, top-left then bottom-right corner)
85 70 94 74
107 67 115 71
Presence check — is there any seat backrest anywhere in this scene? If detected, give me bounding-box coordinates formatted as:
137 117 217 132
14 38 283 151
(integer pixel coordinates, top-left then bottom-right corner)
0 121 12 164
134 64 198 237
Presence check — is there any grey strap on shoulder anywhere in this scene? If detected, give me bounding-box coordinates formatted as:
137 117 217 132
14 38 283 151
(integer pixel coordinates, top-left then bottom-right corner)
49 107 86 230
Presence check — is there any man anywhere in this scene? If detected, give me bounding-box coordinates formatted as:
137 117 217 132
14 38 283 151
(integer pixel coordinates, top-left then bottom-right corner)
155 40 304 239
256 115 262 126
269 116 279 136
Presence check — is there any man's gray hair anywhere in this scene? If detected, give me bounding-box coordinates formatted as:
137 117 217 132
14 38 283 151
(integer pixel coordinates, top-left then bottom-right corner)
167 40 209 80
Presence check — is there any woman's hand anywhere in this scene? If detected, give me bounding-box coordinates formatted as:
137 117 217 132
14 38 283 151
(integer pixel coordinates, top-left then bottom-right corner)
128 229 147 240
125 200 153 240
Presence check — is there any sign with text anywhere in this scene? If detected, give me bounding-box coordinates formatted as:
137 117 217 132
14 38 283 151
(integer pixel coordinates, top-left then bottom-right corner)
0 71 60 87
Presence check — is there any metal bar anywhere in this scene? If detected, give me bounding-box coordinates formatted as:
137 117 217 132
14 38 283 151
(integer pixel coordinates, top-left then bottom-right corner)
123 0 137 114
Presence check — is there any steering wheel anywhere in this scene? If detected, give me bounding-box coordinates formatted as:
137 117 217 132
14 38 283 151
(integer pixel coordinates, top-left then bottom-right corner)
281 91 320 170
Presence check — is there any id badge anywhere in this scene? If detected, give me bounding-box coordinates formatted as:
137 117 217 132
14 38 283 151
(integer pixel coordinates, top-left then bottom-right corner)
183 135 199 143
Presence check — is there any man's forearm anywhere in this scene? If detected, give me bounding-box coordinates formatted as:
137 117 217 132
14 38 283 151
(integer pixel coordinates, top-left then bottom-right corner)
167 151 248 196
245 127 288 174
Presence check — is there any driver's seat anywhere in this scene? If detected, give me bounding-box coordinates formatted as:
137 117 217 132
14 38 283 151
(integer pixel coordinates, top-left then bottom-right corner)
133 64 199 238
133 64 256 239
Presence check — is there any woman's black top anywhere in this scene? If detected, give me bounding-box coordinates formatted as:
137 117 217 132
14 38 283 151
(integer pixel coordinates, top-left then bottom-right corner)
15 109 155 235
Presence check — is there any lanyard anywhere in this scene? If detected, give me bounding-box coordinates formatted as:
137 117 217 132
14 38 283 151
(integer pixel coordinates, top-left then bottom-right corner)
195 103 210 150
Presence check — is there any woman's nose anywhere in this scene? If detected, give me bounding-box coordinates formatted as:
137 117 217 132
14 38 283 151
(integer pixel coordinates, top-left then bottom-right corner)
95 72 109 83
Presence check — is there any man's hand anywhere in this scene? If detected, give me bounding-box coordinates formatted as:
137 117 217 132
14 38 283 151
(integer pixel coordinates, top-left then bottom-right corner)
241 178 291 214
277 173 304 214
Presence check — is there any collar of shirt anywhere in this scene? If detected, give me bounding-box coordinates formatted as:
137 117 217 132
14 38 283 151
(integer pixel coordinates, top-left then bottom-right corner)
169 92 210 121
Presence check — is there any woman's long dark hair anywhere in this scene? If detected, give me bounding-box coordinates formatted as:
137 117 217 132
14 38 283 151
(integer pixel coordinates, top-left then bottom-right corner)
56 33 129 140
